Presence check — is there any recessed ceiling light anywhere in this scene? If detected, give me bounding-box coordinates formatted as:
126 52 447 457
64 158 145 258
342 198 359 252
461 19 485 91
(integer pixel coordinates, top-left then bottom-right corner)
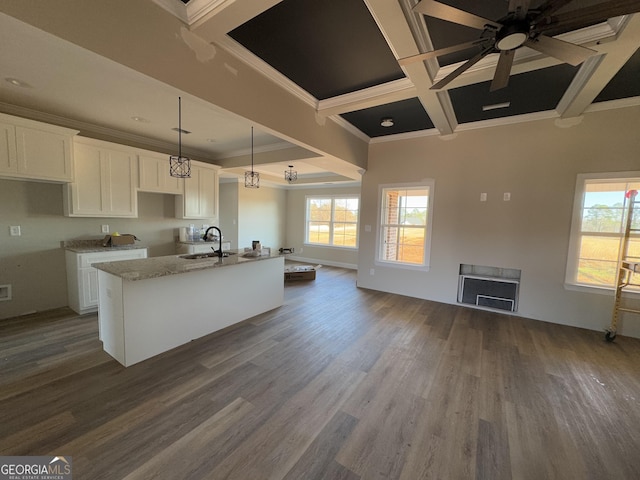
482 102 511 111
131 116 150 123
5 77 31 88
380 117 394 127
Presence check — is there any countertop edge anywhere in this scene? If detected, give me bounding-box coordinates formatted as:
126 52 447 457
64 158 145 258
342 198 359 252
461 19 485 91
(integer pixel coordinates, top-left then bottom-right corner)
93 252 284 281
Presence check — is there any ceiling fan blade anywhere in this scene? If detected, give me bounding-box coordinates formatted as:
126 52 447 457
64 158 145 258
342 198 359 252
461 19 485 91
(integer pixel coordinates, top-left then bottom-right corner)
413 0 501 31
534 0 640 33
431 46 494 90
491 50 515 91
398 40 489 66
524 35 597 66
508 0 531 20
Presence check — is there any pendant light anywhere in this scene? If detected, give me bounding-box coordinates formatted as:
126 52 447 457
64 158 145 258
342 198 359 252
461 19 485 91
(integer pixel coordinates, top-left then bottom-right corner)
244 126 260 188
169 96 191 178
284 165 297 183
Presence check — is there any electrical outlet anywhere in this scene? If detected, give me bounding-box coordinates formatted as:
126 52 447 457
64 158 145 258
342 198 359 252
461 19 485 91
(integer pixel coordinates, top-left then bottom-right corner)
370 268 375 276
503 192 511 201
101 225 110 234
9 226 21 236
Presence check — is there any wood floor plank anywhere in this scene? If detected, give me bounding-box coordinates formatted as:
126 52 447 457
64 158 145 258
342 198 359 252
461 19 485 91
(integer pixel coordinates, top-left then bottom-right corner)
2 265 640 479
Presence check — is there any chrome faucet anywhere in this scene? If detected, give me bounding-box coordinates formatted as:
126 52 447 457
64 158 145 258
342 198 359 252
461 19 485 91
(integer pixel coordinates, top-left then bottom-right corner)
203 226 223 258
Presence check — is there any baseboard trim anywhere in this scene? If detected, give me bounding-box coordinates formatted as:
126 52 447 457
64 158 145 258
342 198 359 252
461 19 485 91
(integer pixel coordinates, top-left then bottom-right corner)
286 256 357 270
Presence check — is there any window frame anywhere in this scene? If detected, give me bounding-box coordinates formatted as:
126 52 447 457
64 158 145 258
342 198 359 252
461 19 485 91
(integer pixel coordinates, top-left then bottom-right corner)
565 171 640 295
375 181 435 271
304 194 360 249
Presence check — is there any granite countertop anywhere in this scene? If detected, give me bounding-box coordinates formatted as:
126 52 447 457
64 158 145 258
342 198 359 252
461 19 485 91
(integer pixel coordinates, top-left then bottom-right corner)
62 239 147 253
92 250 281 281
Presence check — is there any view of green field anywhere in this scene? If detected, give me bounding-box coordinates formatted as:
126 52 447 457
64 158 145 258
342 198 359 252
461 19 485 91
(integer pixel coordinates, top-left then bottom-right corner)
578 236 640 285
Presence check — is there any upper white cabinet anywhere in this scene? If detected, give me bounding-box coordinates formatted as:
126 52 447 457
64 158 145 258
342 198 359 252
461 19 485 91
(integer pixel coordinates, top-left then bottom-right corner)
64 137 138 217
176 160 219 220
0 113 77 182
138 152 183 195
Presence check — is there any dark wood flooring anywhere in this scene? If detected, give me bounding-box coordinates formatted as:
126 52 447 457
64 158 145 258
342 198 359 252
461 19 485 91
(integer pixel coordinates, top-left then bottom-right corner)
1 266 640 479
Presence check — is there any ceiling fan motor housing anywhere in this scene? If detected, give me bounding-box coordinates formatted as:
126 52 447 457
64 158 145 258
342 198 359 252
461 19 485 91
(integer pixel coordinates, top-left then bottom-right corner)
496 19 530 51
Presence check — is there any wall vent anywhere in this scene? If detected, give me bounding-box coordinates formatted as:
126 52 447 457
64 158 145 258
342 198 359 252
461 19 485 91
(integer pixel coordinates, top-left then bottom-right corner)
457 265 521 312
0 284 11 302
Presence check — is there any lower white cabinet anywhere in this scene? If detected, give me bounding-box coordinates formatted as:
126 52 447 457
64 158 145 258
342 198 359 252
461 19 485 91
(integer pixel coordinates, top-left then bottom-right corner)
66 248 147 314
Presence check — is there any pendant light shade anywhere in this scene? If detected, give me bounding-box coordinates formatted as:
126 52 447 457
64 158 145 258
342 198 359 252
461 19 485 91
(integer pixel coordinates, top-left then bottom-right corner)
244 126 260 188
284 165 297 183
169 96 191 178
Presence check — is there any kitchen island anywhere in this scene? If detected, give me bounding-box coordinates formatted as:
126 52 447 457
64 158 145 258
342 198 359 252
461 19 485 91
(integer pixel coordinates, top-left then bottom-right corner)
93 251 284 367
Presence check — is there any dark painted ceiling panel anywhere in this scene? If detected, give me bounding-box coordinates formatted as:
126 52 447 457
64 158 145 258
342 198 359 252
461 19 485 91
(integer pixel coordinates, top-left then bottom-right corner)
229 0 404 99
595 46 640 102
226 0 639 138
449 63 579 124
341 98 434 137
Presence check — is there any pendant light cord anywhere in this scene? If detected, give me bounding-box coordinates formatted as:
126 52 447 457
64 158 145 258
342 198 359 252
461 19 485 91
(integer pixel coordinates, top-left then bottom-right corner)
178 96 182 159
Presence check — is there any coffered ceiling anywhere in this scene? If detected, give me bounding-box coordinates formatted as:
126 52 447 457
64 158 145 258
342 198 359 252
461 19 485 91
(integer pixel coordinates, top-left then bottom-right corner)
1 0 639 186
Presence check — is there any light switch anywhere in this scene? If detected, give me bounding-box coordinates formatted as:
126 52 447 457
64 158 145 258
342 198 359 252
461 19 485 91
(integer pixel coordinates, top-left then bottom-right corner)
101 225 110 234
9 226 21 236
503 192 511 201
365 224 372 232
480 193 487 202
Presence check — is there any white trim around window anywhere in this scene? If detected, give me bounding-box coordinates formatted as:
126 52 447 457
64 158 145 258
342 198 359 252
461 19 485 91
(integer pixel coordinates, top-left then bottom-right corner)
375 181 435 271
304 195 360 249
565 171 640 295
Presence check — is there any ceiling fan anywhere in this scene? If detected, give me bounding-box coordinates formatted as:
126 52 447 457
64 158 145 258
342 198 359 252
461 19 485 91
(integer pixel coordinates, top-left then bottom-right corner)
400 0 640 91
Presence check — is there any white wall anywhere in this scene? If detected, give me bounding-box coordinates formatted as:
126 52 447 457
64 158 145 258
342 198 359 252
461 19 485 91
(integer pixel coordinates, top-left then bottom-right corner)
285 185 361 268
237 183 287 251
357 105 640 338
219 181 239 249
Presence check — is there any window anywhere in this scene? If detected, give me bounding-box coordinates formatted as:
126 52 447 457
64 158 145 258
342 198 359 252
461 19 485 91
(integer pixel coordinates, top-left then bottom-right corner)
566 173 640 290
305 196 359 248
377 182 435 270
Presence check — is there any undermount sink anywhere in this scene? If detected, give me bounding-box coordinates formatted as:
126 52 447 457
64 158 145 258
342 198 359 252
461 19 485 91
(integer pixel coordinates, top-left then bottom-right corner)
180 252 236 260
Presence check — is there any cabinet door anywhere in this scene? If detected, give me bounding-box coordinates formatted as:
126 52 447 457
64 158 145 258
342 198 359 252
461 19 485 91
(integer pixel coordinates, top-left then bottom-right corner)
138 154 182 194
81 268 100 310
179 163 218 219
68 142 104 215
66 140 137 217
0 122 17 174
15 126 73 182
103 148 137 216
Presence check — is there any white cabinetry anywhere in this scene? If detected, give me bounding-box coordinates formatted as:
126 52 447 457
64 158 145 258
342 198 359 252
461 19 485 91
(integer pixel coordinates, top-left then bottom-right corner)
66 248 147 314
64 138 138 217
138 152 183 195
0 113 77 182
176 160 219 220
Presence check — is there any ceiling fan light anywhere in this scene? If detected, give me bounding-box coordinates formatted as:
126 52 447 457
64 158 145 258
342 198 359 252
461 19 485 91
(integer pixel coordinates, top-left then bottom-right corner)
496 32 527 50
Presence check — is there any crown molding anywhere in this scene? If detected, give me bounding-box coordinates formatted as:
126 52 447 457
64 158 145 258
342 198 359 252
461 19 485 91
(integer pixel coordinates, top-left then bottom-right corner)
151 0 235 25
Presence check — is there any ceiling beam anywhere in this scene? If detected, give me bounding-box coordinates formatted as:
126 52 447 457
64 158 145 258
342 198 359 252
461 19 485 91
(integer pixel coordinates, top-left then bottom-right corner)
558 14 640 119
364 0 457 135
